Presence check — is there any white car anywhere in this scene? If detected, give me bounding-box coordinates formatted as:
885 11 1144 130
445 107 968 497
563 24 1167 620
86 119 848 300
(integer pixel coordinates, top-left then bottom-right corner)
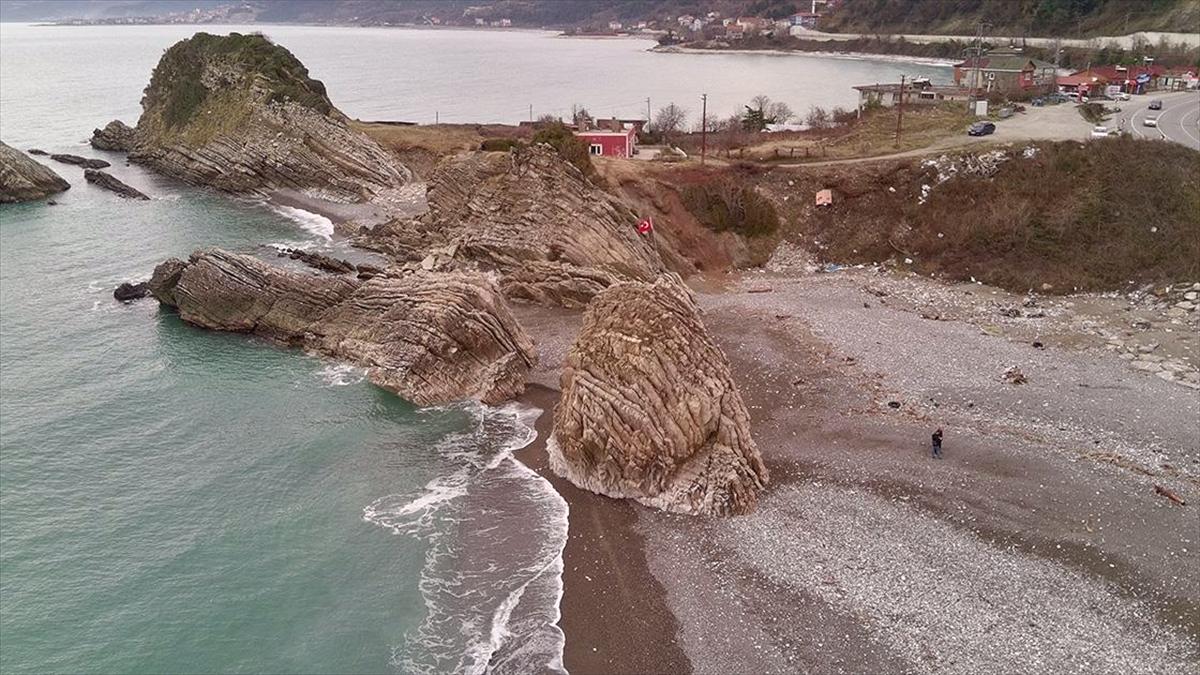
1090 125 1113 138
1114 92 1131 101
1144 116 1158 127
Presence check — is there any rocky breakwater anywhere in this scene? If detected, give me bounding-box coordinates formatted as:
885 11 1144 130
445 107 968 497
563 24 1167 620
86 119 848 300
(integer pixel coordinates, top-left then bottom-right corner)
148 249 536 406
0 141 70 203
548 277 768 516
130 33 411 209
364 145 663 308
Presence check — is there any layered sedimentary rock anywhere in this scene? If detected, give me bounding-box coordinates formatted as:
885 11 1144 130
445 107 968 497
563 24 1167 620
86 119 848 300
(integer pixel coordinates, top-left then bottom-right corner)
50 154 110 169
364 145 662 307
91 120 137 151
84 169 150 200
149 249 535 406
549 277 768 516
0 141 70 203
130 33 410 205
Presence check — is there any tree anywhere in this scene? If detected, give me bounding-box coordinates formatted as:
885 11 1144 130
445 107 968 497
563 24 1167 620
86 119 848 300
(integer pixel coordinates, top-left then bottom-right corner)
766 100 794 124
531 121 596 179
805 106 831 129
741 95 794 131
652 103 688 141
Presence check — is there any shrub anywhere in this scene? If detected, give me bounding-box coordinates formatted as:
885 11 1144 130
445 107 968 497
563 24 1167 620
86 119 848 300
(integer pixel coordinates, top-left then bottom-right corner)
480 138 524 152
531 121 596 179
680 181 779 238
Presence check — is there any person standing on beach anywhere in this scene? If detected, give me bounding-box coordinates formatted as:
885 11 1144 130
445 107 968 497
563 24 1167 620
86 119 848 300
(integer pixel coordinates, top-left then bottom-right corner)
931 428 944 459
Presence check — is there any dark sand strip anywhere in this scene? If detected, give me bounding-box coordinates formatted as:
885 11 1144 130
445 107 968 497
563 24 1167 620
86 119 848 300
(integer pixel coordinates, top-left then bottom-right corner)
515 384 690 675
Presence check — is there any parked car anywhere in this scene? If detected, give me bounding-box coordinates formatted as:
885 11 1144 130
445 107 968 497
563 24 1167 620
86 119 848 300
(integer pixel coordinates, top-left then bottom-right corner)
967 121 996 136
1149 99 1163 110
1144 115 1159 127
1114 92 1131 101
1090 125 1114 138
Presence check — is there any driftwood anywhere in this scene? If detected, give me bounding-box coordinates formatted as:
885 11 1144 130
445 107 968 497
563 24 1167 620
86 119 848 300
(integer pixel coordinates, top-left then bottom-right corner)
1154 484 1187 506
746 287 774 294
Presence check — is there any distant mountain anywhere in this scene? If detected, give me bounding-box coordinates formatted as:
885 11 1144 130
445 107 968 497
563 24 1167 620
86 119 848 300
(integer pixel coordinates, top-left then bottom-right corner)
819 0 1200 37
0 1 230 21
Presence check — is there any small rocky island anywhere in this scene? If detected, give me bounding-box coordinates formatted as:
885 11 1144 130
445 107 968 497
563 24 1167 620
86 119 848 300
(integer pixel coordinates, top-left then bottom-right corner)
0 141 70 203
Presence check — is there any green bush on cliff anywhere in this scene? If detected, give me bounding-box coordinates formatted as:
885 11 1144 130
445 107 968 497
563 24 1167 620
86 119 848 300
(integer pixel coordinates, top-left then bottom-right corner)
531 122 597 180
681 182 780 238
145 32 332 129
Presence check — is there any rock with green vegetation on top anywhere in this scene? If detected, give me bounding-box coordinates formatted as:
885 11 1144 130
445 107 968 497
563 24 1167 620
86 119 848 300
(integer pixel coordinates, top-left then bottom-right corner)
0 141 70 203
130 32 410 205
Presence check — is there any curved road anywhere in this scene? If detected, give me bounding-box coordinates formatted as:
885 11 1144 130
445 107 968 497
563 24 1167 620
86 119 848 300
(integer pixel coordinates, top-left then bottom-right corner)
1110 90 1200 150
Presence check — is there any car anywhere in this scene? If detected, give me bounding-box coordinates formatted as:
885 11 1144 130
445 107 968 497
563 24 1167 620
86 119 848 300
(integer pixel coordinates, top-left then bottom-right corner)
1090 125 1114 138
1148 99 1163 110
1114 92 1131 101
967 121 996 136
1144 115 1159 127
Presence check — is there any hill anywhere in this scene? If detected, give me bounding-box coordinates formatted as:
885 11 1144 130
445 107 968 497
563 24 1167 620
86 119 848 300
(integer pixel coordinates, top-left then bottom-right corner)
820 0 1200 38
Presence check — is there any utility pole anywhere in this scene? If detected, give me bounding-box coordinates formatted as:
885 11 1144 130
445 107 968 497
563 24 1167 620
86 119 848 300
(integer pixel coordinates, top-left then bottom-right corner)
700 93 707 165
646 97 651 125
529 104 533 122
895 74 905 147
435 111 439 124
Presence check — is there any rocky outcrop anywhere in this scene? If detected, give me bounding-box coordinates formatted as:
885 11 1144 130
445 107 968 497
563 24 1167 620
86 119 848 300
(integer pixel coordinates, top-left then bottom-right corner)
0 141 70 203
84 169 150 200
130 33 410 207
113 282 150 302
50 154 111 169
91 120 137 151
548 277 768 516
363 145 662 307
149 249 535 406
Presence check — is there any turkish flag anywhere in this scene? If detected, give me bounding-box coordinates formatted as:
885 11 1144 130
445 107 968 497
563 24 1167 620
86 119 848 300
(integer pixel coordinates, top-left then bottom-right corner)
636 216 654 235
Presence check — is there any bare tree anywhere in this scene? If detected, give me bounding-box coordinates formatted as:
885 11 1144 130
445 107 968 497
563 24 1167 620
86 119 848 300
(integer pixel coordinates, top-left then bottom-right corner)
805 106 831 129
766 100 794 124
653 103 688 140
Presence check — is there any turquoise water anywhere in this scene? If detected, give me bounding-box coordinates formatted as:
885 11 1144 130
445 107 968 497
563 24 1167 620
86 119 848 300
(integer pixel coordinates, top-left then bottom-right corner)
0 23 570 675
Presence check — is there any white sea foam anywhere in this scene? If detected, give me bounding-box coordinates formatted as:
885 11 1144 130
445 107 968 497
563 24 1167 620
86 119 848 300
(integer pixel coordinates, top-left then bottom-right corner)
318 363 366 387
362 402 569 675
270 204 335 240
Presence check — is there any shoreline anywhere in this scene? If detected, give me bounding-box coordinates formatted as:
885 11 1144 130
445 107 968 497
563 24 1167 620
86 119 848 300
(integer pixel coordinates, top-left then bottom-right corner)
514 383 690 675
653 43 957 66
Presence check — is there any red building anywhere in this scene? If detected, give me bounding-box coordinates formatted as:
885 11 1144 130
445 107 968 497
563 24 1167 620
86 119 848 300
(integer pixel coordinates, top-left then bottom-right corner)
573 128 637 158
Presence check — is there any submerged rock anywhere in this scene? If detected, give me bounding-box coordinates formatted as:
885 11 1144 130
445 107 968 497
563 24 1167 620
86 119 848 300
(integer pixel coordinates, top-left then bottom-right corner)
84 169 149 200
549 277 768 516
49 153 111 169
91 120 138 151
130 33 410 205
363 145 662 307
149 249 536 406
113 281 150 302
27 149 48 156
0 140 70 203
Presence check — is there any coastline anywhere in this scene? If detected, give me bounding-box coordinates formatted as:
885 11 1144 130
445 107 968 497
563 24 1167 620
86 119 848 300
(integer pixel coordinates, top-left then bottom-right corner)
514 386 689 675
653 43 956 66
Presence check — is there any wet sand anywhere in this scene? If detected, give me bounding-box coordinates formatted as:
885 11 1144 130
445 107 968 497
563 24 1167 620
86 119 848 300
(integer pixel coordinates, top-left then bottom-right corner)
514 384 689 675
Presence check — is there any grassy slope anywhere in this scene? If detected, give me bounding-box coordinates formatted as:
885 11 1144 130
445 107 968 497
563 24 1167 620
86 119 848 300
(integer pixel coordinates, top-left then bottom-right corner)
766 137 1200 292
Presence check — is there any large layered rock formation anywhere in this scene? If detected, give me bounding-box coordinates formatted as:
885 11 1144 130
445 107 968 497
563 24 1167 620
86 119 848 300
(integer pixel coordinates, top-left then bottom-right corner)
90 120 137 151
0 141 70 203
363 145 663 307
548 277 768 516
149 249 535 406
130 33 410 205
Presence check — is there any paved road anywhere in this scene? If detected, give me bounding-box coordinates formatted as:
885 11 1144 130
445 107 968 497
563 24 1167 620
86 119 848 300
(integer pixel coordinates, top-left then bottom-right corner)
1110 90 1200 151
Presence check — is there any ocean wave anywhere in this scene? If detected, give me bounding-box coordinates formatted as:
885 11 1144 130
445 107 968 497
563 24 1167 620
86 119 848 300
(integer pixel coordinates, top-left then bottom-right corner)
363 402 568 675
317 363 366 387
269 204 335 240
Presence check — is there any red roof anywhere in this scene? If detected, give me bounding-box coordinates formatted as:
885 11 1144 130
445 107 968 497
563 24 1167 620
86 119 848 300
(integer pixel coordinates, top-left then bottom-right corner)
1057 72 1109 86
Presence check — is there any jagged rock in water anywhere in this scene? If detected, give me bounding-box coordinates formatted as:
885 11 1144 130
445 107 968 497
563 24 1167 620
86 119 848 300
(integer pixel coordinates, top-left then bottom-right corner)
84 169 150 200
149 249 535 406
364 145 662 307
275 247 356 275
27 149 48 156
0 141 70 203
549 277 768 516
113 281 150 302
49 153 111 169
91 120 138 151
130 33 411 207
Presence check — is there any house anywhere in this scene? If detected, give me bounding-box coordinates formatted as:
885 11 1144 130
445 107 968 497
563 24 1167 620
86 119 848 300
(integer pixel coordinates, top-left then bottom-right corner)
789 12 820 28
574 128 637 158
853 81 971 108
608 20 623 31
736 16 768 31
677 15 695 27
953 48 1057 94
726 25 745 39
1161 68 1198 91
1056 71 1109 96
1083 64 1167 94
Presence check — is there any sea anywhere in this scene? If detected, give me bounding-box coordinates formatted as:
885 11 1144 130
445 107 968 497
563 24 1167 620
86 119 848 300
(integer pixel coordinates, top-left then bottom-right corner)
0 23 950 673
